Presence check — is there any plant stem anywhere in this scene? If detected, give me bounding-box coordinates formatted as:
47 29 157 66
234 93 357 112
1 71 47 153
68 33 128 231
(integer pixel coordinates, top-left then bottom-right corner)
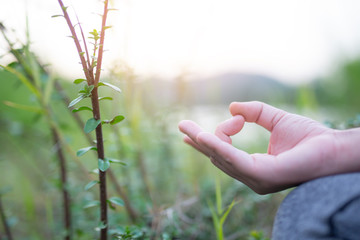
57 0 93 84
55 80 139 223
94 0 109 85
50 126 71 240
90 87 108 239
0 197 13 240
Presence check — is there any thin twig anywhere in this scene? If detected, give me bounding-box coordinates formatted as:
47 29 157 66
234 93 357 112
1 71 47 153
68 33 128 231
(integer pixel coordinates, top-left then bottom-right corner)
50 125 71 240
94 0 109 85
57 0 93 84
0 197 13 240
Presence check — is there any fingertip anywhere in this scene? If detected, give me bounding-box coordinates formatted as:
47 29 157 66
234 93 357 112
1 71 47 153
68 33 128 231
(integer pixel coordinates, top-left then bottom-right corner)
229 102 240 116
178 120 194 132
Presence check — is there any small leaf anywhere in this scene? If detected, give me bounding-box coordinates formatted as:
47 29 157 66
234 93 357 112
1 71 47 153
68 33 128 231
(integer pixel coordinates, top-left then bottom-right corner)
91 169 99 175
79 52 85 56
98 81 121 93
84 180 99 191
51 15 63 18
68 95 86 108
62 6 68 11
74 78 86 84
108 197 124 207
98 221 107 230
104 26 112 30
84 118 101 133
83 200 100 209
98 158 110 172
72 106 93 113
110 115 125 125
76 146 97 157
98 96 113 101
106 158 126 166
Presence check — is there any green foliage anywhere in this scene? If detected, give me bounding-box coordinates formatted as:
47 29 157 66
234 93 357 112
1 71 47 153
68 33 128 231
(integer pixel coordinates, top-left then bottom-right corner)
85 180 99 191
84 200 100 209
74 78 87 84
89 29 100 41
72 106 93 113
102 115 125 125
68 95 87 108
77 146 97 157
98 158 110 172
248 230 270 240
98 96 113 101
98 81 122 93
207 178 238 240
108 197 124 207
84 118 101 133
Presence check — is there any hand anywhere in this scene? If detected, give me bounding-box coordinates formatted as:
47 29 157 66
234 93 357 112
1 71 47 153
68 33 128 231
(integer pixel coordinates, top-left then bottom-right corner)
178 101 357 194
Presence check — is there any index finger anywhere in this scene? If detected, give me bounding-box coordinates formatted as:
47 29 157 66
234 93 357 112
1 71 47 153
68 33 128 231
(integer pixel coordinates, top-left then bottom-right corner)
229 101 287 132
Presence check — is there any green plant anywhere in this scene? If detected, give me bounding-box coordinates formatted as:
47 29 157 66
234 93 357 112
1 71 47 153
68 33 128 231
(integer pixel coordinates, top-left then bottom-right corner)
207 177 238 240
54 0 125 238
0 21 73 239
248 230 270 240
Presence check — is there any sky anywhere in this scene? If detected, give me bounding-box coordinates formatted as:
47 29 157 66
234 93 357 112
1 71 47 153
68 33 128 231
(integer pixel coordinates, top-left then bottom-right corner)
1 0 360 84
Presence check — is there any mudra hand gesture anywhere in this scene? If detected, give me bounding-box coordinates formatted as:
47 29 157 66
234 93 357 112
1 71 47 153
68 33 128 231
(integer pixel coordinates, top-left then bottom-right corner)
179 101 360 194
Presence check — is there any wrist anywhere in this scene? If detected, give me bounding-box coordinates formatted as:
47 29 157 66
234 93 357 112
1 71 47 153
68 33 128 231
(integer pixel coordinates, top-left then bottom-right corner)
334 128 360 173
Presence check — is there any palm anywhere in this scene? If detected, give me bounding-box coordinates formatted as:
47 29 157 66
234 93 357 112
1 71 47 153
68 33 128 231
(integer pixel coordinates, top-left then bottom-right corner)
267 113 331 156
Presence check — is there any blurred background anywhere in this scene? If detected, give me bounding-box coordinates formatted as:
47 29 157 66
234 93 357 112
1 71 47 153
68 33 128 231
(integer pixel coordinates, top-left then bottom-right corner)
0 0 360 239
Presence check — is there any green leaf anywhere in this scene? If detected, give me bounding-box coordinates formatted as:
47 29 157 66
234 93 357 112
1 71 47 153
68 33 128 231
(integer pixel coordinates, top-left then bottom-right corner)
84 118 101 133
106 158 126 166
62 6 68 11
68 94 86 108
79 85 94 96
98 96 113 101
104 26 112 30
76 146 97 157
73 78 86 84
84 180 99 191
3 101 44 114
72 106 93 113
98 221 107 230
51 15 63 18
215 177 222 215
83 200 100 209
219 200 235 225
98 81 121 93
98 158 110 172
207 199 222 240
110 115 125 125
108 197 124 207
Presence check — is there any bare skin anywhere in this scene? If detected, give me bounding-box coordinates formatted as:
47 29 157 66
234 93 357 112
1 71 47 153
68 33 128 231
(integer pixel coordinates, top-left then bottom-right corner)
179 101 360 194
